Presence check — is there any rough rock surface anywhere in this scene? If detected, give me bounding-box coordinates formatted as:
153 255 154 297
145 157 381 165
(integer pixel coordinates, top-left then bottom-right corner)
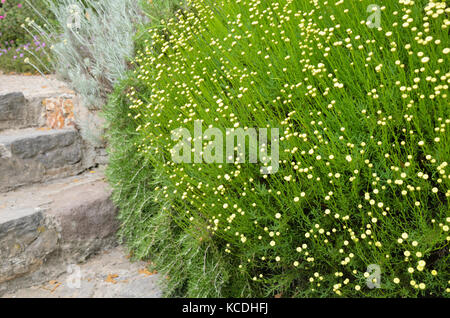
0 209 58 285
1 246 162 298
0 93 27 131
46 175 119 262
0 75 107 167
0 171 119 296
0 128 83 192
0 75 76 131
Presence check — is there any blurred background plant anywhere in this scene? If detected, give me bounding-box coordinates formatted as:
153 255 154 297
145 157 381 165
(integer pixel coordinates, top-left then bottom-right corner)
0 0 54 73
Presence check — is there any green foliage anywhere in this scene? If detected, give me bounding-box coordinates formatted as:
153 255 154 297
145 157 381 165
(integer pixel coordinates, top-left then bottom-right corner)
0 44 42 73
135 0 187 52
0 0 54 73
0 0 52 45
106 0 450 297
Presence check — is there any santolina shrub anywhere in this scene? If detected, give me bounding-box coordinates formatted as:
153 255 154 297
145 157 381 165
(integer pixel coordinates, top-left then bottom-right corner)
105 0 449 297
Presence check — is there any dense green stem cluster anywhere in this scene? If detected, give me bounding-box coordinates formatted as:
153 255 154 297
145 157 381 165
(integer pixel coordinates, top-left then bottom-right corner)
106 0 449 297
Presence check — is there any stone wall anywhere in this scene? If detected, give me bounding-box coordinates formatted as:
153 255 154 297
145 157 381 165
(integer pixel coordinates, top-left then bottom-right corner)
0 75 108 170
43 97 76 129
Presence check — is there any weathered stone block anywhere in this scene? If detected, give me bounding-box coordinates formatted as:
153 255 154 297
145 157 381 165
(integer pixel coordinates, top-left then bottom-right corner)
43 97 76 129
0 173 118 296
0 93 27 131
47 180 119 261
0 208 59 285
0 92 77 131
0 129 83 192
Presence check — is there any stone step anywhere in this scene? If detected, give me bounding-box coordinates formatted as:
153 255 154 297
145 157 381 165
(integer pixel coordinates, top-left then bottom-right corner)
0 128 84 192
0 171 118 296
0 93 30 131
0 92 77 131
0 208 58 290
0 75 77 131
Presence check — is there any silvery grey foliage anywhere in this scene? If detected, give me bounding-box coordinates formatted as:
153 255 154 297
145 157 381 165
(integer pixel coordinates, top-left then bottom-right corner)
46 0 145 109
26 0 147 145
